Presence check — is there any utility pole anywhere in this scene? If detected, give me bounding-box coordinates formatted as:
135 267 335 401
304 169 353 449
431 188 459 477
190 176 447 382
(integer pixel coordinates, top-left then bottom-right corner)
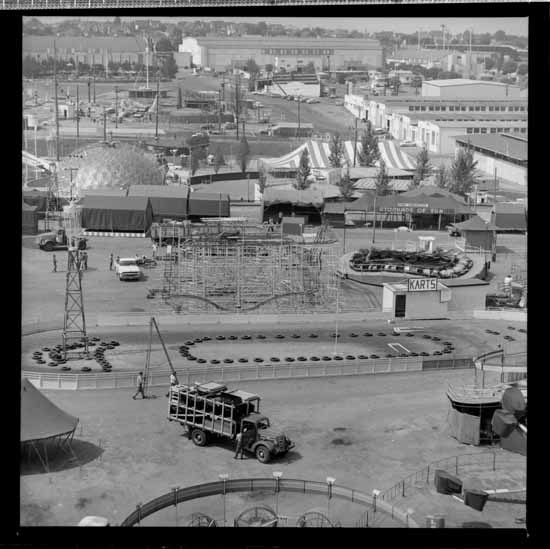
53 39 60 162
155 70 160 142
93 71 96 103
115 85 118 129
353 117 358 167
76 85 80 145
145 36 150 89
103 107 107 141
297 96 301 134
235 73 240 140
372 192 377 244
87 77 91 103
218 87 222 132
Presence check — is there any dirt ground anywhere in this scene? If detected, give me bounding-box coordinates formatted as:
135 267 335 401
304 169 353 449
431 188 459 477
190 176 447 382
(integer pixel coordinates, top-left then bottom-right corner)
21 368 501 527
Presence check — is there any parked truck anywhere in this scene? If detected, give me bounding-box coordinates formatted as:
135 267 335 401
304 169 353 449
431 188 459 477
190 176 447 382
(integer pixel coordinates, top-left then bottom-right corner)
168 382 294 463
36 227 87 252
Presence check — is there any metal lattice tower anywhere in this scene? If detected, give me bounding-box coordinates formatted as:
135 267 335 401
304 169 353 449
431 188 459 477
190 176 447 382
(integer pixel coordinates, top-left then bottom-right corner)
62 248 89 359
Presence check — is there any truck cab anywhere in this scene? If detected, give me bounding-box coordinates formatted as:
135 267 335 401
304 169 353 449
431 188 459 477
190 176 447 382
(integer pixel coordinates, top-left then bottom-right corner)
36 228 87 252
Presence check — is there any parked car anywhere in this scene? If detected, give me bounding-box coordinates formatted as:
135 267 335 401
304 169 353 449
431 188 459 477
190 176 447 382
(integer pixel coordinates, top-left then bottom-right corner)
115 258 142 281
224 122 237 130
446 225 461 237
306 98 320 104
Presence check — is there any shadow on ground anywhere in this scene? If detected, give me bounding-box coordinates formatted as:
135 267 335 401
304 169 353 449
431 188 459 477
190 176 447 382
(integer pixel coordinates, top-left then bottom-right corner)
20 438 104 476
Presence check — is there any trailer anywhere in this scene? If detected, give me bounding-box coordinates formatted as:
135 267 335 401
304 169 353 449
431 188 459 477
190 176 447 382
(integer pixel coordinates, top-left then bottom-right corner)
168 382 294 463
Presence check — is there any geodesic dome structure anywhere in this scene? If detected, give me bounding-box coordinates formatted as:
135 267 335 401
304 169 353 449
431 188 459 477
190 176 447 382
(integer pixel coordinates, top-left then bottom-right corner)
69 142 165 194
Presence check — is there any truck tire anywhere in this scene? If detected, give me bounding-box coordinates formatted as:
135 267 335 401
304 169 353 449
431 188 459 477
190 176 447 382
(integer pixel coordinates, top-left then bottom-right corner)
43 242 54 252
255 445 271 464
191 429 208 447
79 240 87 250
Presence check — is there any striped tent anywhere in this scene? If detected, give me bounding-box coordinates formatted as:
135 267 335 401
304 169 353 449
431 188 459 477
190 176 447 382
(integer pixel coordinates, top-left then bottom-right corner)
260 140 417 171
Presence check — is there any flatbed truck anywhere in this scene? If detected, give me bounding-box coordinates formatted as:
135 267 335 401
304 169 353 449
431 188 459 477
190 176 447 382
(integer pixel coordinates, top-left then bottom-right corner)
167 382 294 463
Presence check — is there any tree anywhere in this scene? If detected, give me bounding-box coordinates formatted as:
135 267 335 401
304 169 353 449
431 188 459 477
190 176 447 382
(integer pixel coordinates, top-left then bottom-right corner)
390 76 401 95
411 75 423 95
517 63 528 76
258 165 268 194
413 147 432 186
494 30 507 43
294 148 312 190
502 61 518 75
484 57 495 71
358 123 380 167
328 133 345 168
161 55 178 79
337 166 357 200
155 37 173 52
190 153 199 176
435 164 449 189
211 147 224 175
245 58 260 75
304 61 316 73
237 136 250 175
265 64 273 73
374 160 391 196
449 147 479 197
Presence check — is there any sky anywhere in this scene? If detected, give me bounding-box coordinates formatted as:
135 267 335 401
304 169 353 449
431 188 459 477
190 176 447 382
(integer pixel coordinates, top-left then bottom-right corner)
32 17 528 37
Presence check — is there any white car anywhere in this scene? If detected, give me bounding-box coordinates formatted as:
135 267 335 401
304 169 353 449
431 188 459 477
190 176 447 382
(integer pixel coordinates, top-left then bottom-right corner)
115 258 142 281
305 98 320 104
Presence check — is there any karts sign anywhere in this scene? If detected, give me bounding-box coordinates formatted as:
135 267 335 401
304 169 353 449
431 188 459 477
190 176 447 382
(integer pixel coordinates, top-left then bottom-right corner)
407 278 438 292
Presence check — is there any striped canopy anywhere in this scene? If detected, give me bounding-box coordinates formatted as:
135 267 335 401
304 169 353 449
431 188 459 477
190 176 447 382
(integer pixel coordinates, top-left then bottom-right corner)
260 140 417 172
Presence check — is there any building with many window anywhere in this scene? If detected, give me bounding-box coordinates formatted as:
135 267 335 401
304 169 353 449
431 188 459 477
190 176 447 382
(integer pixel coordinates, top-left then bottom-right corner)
178 36 383 72
23 35 147 67
421 79 521 99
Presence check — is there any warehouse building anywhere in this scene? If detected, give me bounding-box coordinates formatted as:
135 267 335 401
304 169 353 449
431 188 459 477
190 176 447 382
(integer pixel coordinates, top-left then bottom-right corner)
178 36 383 72
23 35 147 66
421 79 521 99
454 133 527 188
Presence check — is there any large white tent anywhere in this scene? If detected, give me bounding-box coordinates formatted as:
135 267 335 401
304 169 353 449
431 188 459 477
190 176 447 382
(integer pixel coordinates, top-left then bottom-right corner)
260 140 417 172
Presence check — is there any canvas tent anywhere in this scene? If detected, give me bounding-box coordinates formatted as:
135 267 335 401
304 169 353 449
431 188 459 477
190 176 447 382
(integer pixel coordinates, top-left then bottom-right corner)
259 140 417 172
80 195 153 232
127 184 190 221
22 202 38 234
494 203 527 232
187 192 230 218
21 378 79 472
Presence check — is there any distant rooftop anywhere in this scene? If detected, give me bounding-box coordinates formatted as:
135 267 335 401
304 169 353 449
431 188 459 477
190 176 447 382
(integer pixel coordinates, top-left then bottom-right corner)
425 79 520 89
454 133 527 163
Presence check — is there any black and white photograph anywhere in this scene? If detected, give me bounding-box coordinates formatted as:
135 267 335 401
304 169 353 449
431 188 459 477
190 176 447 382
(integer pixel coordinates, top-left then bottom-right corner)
19 12 529 534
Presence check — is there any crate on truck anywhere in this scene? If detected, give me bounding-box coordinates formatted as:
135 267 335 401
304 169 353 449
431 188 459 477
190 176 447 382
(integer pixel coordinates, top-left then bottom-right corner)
167 382 294 463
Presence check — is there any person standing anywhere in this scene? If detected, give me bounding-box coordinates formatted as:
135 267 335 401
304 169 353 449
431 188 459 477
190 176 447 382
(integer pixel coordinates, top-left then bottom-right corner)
109 253 114 271
132 371 146 400
52 253 57 273
234 431 244 459
152 242 158 259
81 251 88 270
504 273 513 296
278 211 283 224
166 372 178 397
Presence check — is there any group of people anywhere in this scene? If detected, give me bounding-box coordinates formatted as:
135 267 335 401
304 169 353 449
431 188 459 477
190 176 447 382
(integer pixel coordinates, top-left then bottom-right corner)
51 249 88 272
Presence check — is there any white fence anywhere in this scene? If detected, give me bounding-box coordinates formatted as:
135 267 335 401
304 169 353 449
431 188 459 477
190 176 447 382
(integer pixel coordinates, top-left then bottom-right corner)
23 356 426 391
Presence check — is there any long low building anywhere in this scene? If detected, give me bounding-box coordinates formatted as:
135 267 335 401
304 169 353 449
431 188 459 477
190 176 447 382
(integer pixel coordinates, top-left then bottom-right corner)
455 133 527 188
179 36 383 72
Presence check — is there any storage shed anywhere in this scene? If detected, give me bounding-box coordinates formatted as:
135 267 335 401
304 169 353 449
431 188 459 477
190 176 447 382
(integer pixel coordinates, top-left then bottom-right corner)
187 192 230 219
453 215 497 252
80 196 153 233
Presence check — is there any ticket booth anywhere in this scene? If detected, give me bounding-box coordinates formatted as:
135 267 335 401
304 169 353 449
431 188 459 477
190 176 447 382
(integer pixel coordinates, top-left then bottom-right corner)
383 278 452 319
418 235 435 253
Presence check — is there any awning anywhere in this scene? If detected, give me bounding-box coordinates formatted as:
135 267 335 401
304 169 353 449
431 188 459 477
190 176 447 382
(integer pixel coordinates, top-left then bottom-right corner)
260 140 417 172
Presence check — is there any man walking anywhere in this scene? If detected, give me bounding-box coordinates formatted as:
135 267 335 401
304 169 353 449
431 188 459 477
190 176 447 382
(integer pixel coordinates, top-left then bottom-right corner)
109 253 114 271
52 254 57 273
166 371 178 397
234 430 245 459
81 250 88 270
133 371 146 400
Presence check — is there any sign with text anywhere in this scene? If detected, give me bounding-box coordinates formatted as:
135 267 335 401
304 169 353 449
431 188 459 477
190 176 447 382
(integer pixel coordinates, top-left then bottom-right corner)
407 278 438 292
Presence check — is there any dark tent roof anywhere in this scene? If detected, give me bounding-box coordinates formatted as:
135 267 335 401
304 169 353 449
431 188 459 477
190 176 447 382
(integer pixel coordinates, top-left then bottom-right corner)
80 196 153 232
495 203 527 230
401 185 466 203
453 215 498 231
21 378 78 443
188 192 230 217
128 185 190 220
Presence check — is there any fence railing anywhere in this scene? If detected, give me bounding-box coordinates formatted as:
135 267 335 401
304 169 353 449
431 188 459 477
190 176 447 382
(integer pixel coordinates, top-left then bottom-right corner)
119 477 418 528
379 450 526 504
23 354 474 391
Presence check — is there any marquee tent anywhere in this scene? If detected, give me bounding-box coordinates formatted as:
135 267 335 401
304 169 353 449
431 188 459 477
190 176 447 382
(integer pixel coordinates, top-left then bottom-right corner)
80 196 153 232
260 140 417 172
21 378 79 472
127 184 190 221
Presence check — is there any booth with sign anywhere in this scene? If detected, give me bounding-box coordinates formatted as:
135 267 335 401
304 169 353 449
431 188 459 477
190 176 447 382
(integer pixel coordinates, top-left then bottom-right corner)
383 277 452 319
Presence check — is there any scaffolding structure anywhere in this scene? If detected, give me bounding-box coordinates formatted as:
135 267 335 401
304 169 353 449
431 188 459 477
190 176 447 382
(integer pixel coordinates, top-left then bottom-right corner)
156 240 340 314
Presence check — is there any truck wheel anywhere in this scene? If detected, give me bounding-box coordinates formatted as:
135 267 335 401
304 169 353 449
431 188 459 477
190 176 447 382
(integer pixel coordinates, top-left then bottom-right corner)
255 445 271 463
191 429 208 447
43 242 54 252
79 241 87 250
